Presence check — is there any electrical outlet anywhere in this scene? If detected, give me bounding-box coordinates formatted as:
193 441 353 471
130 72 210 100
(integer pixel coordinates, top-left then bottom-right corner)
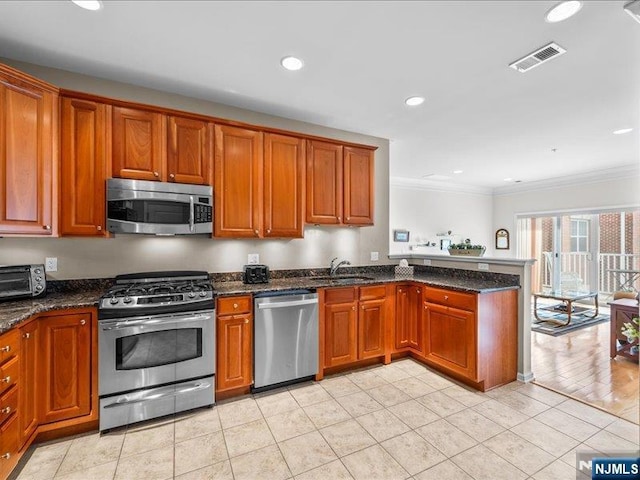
247 253 259 265
370 251 379 261
478 263 489 271
423 259 432 266
45 257 58 272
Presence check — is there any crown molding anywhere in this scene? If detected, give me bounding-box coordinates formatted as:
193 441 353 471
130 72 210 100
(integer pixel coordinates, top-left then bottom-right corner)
390 176 493 195
492 164 640 196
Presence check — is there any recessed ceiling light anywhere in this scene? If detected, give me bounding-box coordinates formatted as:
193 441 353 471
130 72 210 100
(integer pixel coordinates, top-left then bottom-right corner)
613 128 633 135
503 178 514 182
281 56 304 71
405 96 425 106
71 0 103 10
545 1 582 23
453 170 463 174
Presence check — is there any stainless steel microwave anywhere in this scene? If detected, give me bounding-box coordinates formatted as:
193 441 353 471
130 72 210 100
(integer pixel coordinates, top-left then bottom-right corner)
0 264 46 301
107 179 213 235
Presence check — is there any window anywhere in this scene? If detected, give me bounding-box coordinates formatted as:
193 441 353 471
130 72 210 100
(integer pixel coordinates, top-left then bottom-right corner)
570 219 589 252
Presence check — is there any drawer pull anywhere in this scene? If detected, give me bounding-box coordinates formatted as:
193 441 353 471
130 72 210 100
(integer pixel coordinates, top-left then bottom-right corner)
43 225 51 230
233 303 238 309
1 452 10 460
444 295 449 300
1 406 11 414
97 225 102 231
153 171 160 177
23 333 30 339
1 376 10 384
0 346 9 353
169 173 175 179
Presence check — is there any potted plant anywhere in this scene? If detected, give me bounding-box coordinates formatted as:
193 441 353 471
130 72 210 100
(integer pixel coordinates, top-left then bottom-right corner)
448 239 486 257
621 317 639 355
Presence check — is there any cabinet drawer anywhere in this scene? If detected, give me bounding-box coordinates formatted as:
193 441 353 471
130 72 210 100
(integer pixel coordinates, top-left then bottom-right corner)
0 386 17 427
0 329 20 365
359 285 386 301
424 287 476 311
324 287 357 304
218 296 252 315
0 356 18 396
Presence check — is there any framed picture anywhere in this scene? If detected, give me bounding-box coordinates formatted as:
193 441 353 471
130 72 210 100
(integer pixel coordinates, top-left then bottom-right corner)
440 239 451 250
495 229 509 250
393 229 410 242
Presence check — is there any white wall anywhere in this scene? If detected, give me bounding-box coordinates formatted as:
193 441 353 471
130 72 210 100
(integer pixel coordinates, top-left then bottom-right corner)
0 59 391 279
389 180 494 256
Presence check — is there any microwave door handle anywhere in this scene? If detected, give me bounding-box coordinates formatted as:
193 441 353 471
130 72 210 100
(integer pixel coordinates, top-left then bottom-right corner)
189 195 195 233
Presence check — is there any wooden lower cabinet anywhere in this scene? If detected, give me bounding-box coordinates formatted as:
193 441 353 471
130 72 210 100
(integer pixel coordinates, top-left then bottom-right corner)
0 412 20 479
323 286 387 369
39 312 92 424
395 284 422 353
216 296 253 393
19 321 38 446
0 328 21 477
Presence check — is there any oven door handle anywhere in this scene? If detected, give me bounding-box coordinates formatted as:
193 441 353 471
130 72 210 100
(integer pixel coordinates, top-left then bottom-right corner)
189 195 195 233
100 313 211 331
102 380 211 408
257 298 318 309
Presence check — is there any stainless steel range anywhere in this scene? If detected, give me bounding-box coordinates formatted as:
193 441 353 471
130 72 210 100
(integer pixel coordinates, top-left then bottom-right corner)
98 271 215 431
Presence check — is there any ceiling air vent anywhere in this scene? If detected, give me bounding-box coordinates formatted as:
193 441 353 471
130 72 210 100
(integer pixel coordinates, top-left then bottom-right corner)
509 42 566 73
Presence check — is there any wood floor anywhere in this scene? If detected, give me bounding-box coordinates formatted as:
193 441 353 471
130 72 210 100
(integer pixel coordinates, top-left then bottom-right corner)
532 319 639 424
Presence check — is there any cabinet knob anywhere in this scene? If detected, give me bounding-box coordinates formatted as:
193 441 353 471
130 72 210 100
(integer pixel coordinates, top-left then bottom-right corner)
233 303 238 309
153 171 160 177
338 217 341 222
0 346 9 353
254 230 259 235
23 333 30 339
352 306 355 311
80 319 86 326
1 406 11 414
1 452 10 460
444 295 449 300
1 376 10 384
346 217 350 221
97 225 102 231
244 319 249 324
398 288 403 293
267 229 271 234
417 289 421 293
361 305 365 309
43 225 51 230
169 173 175 179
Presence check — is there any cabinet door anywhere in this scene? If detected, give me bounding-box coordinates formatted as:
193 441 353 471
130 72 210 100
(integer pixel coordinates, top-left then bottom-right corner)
167 116 213 185
39 313 91 424
263 133 305 238
0 68 57 235
306 140 343 224
423 303 477 380
112 106 164 181
217 313 252 391
358 298 385 359
18 321 38 447
0 412 19 479
214 125 263 237
408 286 423 352
60 97 108 236
324 302 358 367
343 146 374 225
394 285 410 350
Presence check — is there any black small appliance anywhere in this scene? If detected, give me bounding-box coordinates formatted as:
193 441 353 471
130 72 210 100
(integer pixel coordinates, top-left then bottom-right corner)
243 265 270 284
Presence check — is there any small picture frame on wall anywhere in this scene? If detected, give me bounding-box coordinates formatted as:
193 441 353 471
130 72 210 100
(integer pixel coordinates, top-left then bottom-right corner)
393 229 410 242
495 228 510 250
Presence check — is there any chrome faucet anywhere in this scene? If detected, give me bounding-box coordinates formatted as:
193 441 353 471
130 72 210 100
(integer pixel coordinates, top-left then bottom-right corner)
330 257 351 276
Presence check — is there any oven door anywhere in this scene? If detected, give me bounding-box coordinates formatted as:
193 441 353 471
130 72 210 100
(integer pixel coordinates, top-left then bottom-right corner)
98 310 215 397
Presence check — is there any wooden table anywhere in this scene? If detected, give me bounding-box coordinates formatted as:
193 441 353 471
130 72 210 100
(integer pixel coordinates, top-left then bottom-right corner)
609 298 639 362
533 291 599 326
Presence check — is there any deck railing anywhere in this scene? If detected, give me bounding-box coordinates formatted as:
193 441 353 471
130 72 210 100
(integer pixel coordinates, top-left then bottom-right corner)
541 252 640 295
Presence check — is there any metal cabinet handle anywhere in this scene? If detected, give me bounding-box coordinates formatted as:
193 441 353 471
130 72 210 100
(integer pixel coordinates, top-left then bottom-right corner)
97 225 102 231
233 303 238 309
361 305 365 309
1 452 10 460
43 225 51 230
254 230 259 235
1 406 11 414
80 319 86 325
267 229 271 234
346 217 350 221
338 217 342 222
417 289 421 293
444 295 449 300
1 376 11 384
352 306 355 310
244 319 249 324
0 346 9 353
23 333 30 339
153 171 160 177
169 173 175 179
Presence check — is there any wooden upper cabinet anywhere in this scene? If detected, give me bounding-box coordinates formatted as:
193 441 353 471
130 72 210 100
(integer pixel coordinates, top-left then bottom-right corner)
306 140 343 224
112 106 165 181
214 125 263 238
167 116 213 185
263 133 305 238
0 64 58 235
60 97 109 236
344 146 374 225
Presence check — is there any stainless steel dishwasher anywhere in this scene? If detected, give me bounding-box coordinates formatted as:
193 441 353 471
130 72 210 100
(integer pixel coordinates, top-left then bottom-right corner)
253 289 319 391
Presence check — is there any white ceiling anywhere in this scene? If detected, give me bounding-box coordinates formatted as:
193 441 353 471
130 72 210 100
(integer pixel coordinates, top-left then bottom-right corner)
0 0 638 189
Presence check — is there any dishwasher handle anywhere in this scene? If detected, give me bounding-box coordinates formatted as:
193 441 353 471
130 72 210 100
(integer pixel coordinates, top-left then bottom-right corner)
257 298 318 310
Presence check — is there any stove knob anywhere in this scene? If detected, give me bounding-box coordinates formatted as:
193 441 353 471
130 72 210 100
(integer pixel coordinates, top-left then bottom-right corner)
123 296 133 304
199 291 206 297
35 276 42 282
35 285 44 291
109 297 119 305
34 268 42 275
188 292 196 298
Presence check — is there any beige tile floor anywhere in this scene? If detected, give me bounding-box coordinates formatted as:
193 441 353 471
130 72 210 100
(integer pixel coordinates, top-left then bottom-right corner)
13 359 639 480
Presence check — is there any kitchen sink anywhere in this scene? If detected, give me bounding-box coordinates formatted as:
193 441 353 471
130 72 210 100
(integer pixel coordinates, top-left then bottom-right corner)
309 275 375 284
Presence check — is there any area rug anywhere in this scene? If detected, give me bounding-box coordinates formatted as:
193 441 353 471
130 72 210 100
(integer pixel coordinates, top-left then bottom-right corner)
531 312 610 337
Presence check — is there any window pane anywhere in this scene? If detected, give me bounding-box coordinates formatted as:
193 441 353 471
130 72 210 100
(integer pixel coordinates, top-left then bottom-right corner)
578 221 587 236
571 221 577 235
571 238 578 252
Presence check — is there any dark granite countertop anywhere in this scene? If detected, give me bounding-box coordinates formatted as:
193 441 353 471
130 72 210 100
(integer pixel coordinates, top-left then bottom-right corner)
0 265 519 335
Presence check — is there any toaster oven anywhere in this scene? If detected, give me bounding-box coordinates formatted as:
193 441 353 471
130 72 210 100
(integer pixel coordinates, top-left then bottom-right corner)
0 264 46 301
